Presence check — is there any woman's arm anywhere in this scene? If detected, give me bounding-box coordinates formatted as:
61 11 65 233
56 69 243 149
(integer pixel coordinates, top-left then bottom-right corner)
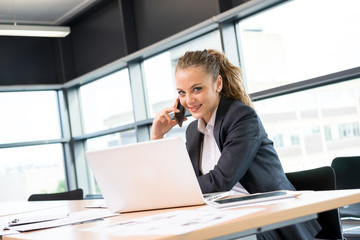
151 99 186 140
151 106 178 140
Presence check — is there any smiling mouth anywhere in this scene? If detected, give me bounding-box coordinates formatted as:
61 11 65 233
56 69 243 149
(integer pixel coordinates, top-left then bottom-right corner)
188 105 201 112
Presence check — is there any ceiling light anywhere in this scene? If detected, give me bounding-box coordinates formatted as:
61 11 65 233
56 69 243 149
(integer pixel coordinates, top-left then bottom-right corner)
0 24 70 38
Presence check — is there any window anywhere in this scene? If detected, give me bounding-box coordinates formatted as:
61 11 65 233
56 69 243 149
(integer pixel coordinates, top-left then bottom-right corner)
80 69 134 134
269 131 300 149
324 122 360 141
254 78 360 172
0 91 61 144
0 91 64 201
0 144 65 201
272 134 284 148
86 130 137 151
237 0 360 93
339 123 360 139
143 30 222 118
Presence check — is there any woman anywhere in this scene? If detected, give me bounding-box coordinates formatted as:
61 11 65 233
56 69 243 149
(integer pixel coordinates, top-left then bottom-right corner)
151 49 321 239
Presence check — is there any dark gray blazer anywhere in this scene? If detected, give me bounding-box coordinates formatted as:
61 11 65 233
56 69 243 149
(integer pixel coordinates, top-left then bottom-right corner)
185 97 321 239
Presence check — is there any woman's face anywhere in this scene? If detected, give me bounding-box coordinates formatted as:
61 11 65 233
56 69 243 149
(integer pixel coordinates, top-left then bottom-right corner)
176 66 222 124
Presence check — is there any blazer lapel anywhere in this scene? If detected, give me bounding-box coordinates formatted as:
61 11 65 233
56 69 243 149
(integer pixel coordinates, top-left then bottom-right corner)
186 121 203 176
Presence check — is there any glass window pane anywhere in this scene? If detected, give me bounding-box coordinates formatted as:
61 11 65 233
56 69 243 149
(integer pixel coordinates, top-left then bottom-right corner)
254 78 360 172
0 91 61 144
238 0 360 93
0 144 66 201
143 30 222 118
86 130 137 151
80 69 134 134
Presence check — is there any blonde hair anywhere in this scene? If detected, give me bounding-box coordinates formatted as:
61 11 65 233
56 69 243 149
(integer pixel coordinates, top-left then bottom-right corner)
175 49 253 108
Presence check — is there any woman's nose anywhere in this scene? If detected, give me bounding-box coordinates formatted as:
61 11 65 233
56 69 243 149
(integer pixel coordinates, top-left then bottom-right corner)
185 94 192 105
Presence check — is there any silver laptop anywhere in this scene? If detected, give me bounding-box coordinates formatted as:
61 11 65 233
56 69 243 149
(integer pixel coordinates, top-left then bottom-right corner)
86 137 222 213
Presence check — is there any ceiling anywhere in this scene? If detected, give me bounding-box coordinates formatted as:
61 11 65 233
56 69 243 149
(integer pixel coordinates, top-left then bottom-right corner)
0 0 100 26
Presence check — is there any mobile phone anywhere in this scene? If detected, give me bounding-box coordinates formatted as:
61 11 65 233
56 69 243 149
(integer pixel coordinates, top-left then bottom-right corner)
174 98 186 127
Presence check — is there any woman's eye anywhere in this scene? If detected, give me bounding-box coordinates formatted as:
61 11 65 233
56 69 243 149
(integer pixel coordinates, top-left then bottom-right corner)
178 91 185 96
194 87 202 92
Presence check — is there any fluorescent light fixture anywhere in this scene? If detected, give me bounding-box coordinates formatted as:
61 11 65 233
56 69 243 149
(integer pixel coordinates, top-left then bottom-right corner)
0 24 70 38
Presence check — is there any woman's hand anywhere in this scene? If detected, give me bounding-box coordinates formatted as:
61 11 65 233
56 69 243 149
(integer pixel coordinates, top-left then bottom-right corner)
151 106 178 140
150 100 186 140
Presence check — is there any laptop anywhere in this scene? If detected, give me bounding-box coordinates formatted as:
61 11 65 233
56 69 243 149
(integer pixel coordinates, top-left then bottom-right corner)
85 137 228 213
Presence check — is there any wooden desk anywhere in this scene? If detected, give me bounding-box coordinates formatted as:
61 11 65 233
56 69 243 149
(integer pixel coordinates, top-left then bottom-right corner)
2 189 360 240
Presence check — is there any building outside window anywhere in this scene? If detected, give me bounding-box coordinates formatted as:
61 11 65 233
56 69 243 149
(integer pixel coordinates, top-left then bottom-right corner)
253 79 360 172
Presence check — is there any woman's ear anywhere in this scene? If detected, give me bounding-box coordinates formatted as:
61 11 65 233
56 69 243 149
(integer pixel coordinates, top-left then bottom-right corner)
216 75 223 93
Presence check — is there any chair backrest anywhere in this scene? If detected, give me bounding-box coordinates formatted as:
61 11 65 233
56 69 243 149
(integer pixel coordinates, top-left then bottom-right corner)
331 156 360 190
28 188 83 201
331 156 360 219
286 166 343 240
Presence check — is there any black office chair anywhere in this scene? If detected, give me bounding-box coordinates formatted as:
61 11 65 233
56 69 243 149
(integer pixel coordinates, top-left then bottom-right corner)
331 156 360 219
286 166 344 240
331 156 360 240
28 188 84 201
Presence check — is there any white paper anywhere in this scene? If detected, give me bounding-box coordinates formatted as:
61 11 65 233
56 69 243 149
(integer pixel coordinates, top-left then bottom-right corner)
8 209 118 232
1 207 70 234
84 208 263 236
0 201 67 217
7 211 69 226
0 229 20 236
